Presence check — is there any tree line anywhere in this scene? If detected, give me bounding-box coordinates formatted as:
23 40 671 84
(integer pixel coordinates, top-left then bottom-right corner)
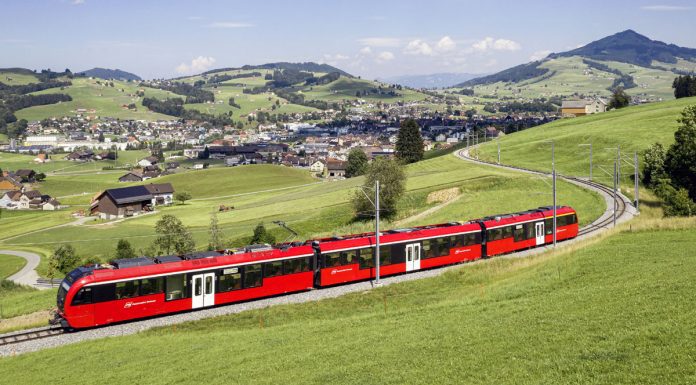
142 97 233 126
672 75 696 99
141 81 214 104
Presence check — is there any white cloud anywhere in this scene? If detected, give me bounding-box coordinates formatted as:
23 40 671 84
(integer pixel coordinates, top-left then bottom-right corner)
435 36 456 52
175 56 217 74
376 51 395 63
472 37 521 52
323 53 349 62
529 50 552 61
359 46 372 55
641 5 693 11
207 21 254 28
404 39 433 56
358 37 401 47
72 0 85 4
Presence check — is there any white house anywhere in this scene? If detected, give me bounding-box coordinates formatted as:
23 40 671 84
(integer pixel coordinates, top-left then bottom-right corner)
144 183 175 206
309 160 324 173
42 199 62 211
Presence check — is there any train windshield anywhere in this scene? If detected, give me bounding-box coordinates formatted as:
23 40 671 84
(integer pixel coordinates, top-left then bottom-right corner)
56 266 94 312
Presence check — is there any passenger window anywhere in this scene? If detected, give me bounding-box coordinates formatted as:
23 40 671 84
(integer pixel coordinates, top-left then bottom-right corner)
194 278 202 296
166 274 188 301
283 258 310 274
71 287 92 306
92 284 115 303
141 277 164 295
438 238 449 256
423 239 438 259
264 261 284 278
243 264 262 288
323 252 342 267
545 218 553 235
524 223 535 239
513 225 525 242
218 268 242 292
116 280 140 299
359 248 374 269
205 276 213 295
452 236 464 248
379 245 392 265
344 250 358 265
502 226 513 239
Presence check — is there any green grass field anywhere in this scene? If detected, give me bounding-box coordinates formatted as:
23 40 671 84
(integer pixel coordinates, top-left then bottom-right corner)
0 254 25 279
1 213 694 383
0 71 40 86
302 77 428 103
474 97 696 190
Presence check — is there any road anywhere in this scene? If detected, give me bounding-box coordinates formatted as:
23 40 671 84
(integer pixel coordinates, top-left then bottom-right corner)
1 249 48 289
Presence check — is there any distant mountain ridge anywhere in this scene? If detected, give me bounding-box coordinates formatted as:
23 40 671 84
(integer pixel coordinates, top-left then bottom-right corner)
381 73 482 89
80 68 142 81
456 30 696 87
202 62 352 77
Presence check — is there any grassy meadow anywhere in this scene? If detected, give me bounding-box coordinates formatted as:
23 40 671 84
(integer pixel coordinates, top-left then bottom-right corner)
0 254 25 279
474 97 696 191
1 204 694 383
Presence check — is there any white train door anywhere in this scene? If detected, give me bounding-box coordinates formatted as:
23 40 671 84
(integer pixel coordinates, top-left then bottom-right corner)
405 243 421 272
535 222 545 246
192 272 216 309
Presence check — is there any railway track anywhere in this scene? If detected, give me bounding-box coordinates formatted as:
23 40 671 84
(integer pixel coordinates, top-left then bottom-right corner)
457 149 632 238
0 325 64 347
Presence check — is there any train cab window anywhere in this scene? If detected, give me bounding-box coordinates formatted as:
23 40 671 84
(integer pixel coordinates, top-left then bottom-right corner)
243 264 262 288
379 246 392 265
344 250 358 265
284 257 310 274
359 248 374 269
218 268 242 292
71 287 92 306
264 261 284 278
166 274 188 301
115 280 140 299
323 252 343 267
140 277 164 296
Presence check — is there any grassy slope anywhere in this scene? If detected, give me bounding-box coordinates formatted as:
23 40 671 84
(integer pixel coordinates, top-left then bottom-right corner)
302 77 428 103
1 218 694 383
0 71 40 85
0 254 25 279
468 56 682 101
14 77 178 121
475 97 696 188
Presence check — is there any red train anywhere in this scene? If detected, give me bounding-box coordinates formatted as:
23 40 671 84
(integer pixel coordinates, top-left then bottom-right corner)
55 206 578 329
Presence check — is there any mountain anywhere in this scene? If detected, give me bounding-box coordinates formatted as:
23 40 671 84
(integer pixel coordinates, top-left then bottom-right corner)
550 29 696 67
381 73 482 89
453 30 696 100
80 68 142 81
203 62 352 77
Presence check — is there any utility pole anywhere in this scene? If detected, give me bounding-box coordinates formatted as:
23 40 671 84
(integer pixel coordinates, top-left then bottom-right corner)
634 151 639 211
375 180 381 284
613 161 617 227
617 144 621 191
552 141 556 247
497 139 501 165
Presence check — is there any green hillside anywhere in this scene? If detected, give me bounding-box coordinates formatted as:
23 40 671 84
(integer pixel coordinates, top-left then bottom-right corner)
474 97 696 188
15 76 178 121
2 213 694 383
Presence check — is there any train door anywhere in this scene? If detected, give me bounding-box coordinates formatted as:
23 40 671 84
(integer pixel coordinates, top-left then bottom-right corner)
191 272 216 309
405 243 421 272
535 222 545 245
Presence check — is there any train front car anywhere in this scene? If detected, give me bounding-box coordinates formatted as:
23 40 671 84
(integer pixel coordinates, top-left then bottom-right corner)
314 221 483 287
480 206 579 257
55 266 98 329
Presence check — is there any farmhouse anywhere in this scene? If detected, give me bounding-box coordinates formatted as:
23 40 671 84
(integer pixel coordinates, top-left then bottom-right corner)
0 176 23 193
90 185 154 219
326 159 347 178
144 183 175 206
561 99 607 117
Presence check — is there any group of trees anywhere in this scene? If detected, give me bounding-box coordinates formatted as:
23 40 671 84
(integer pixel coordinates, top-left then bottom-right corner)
141 97 233 126
642 105 696 216
672 75 696 99
141 81 214 104
609 87 631 109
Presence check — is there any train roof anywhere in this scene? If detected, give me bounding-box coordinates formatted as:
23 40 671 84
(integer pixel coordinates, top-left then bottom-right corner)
478 206 575 228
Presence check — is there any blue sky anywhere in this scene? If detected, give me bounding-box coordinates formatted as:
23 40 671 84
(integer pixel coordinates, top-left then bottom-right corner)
1 0 695 79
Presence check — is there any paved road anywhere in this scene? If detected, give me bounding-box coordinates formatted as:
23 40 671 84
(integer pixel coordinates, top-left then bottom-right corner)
1 249 48 289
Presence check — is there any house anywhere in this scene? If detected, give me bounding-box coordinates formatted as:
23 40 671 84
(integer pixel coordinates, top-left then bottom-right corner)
485 127 503 138
0 190 21 209
42 198 62 211
0 176 23 193
165 162 180 170
309 160 324 174
33 153 49 163
326 159 347 178
118 171 145 182
95 152 117 161
144 183 175 206
90 185 154 219
14 169 36 183
137 156 159 167
560 99 607 117
65 151 94 162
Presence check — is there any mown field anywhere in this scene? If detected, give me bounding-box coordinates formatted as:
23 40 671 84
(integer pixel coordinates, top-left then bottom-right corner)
1 207 694 383
474 97 696 191
0 254 24 279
